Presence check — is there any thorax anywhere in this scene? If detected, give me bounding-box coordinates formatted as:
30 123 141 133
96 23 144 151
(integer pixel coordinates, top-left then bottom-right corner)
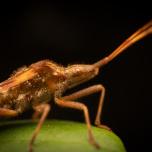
0 60 67 113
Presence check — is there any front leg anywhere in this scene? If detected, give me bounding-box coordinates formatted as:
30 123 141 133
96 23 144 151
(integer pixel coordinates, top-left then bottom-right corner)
62 84 110 130
55 97 100 149
0 108 18 117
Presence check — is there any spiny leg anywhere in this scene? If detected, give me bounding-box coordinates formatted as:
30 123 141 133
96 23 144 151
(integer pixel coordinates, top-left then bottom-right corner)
55 97 100 149
29 103 50 152
62 84 110 130
0 108 18 117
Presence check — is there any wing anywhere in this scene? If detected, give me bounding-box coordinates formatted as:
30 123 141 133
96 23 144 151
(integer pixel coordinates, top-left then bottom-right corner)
0 59 64 93
0 67 37 92
10 66 27 77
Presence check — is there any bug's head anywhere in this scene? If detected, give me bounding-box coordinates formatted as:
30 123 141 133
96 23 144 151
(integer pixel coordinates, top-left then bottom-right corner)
65 64 99 89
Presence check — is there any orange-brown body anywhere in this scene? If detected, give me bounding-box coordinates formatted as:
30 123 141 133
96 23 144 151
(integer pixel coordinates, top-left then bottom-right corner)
0 60 64 114
0 60 97 115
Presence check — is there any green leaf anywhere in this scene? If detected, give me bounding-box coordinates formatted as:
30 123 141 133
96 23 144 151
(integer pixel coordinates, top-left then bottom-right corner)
0 120 126 152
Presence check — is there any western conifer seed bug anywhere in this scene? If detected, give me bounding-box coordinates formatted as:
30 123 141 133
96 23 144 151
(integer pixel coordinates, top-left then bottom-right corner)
0 20 151 152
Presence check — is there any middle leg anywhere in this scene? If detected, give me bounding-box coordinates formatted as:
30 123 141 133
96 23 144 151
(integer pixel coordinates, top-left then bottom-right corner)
29 103 50 152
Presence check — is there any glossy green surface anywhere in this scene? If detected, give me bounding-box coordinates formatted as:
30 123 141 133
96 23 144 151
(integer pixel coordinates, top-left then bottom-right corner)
0 120 126 152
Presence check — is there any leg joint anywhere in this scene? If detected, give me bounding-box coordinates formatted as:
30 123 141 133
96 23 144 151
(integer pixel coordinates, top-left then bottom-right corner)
95 84 105 91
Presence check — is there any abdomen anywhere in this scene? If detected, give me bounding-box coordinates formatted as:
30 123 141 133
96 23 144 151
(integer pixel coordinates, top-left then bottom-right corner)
0 86 53 114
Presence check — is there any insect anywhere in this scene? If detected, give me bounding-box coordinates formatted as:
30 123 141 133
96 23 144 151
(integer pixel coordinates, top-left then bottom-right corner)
0 20 151 152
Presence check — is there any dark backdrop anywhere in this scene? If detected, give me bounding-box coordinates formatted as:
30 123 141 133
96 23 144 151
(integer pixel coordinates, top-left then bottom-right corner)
0 1 152 152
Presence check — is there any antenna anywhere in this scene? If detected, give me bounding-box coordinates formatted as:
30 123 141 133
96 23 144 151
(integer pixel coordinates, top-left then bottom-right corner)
94 20 152 68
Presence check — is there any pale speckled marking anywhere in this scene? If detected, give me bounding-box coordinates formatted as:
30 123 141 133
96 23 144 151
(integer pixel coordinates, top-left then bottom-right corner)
17 94 25 100
53 72 58 76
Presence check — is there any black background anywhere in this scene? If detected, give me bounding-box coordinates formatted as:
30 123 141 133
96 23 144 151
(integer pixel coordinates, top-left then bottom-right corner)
0 1 152 152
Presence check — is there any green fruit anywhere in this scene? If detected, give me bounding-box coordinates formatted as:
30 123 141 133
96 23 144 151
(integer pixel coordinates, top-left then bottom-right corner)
0 120 126 152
